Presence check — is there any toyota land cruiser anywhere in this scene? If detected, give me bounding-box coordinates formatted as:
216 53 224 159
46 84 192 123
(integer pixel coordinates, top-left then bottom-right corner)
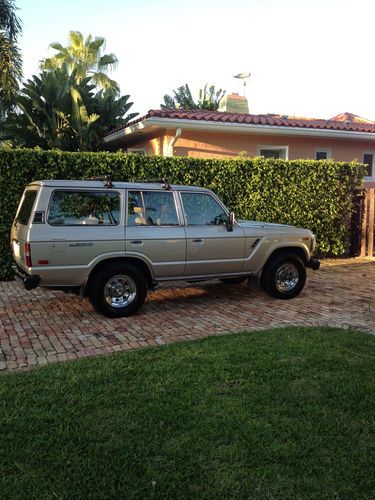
11 178 320 317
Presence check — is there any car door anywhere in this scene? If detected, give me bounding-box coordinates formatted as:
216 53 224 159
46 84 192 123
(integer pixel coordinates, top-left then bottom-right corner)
125 189 186 278
180 191 246 276
11 187 39 271
31 188 125 286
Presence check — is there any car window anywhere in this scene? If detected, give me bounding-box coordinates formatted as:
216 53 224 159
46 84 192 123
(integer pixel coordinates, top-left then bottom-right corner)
181 192 228 226
48 191 120 225
15 190 37 225
127 191 179 226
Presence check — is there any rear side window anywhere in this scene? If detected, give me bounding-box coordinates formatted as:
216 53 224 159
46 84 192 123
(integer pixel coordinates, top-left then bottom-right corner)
127 191 179 226
48 191 120 226
15 190 37 225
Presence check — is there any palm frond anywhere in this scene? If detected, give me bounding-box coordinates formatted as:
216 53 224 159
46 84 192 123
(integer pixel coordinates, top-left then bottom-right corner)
98 54 118 71
0 0 22 41
92 72 120 93
69 31 84 50
161 94 176 109
0 32 22 107
48 42 66 52
89 37 105 51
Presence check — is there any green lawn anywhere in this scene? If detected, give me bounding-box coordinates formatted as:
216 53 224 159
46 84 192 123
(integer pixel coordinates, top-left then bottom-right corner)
1 327 374 499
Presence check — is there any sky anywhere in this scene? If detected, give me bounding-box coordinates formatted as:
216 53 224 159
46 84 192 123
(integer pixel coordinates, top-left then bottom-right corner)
16 0 375 120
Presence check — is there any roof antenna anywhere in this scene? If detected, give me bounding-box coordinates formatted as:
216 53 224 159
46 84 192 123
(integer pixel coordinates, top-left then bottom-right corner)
233 72 251 97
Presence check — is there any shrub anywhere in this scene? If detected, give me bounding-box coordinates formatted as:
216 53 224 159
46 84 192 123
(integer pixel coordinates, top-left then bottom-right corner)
0 148 366 280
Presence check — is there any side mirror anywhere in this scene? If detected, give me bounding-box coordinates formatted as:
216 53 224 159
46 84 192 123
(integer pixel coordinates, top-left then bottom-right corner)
227 212 235 232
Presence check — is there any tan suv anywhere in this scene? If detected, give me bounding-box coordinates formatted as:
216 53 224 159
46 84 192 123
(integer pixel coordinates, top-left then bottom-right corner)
11 178 320 317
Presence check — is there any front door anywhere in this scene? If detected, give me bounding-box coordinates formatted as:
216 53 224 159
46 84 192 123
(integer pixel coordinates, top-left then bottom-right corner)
180 191 245 276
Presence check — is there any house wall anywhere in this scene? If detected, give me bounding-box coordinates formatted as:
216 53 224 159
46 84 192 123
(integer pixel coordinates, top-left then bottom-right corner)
126 133 167 156
124 129 375 164
169 130 375 162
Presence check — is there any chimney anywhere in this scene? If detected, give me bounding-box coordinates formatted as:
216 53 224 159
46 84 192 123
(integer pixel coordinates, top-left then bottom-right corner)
218 92 249 114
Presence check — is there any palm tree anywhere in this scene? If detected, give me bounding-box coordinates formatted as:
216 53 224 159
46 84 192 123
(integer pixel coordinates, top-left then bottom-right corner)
41 31 120 93
162 84 196 109
5 66 138 151
161 83 225 111
198 84 226 111
14 68 82 149
0 0 22 111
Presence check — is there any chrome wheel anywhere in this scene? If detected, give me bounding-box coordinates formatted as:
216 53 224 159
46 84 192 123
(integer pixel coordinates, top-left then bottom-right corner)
275 263 299 292
104 274 137 308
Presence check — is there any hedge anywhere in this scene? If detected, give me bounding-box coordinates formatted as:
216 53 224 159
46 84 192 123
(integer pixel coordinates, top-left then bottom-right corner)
0 148 366 280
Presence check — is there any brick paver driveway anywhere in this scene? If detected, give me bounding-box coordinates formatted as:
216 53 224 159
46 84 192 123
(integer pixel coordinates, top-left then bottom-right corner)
0 258 374 372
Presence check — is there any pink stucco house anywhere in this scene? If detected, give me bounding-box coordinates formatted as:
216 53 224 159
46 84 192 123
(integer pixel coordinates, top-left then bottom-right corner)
104 95 375 187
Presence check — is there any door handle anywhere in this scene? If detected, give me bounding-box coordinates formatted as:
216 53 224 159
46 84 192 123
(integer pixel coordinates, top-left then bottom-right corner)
130 240 143 245
192 238 203 243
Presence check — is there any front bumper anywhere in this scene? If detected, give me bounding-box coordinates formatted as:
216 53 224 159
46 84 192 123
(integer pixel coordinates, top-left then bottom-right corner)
306 258 320 271
12 264 41 290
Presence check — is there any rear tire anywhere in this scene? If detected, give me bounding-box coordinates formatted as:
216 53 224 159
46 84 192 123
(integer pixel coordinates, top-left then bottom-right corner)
261 253 306 299
88 263 147 317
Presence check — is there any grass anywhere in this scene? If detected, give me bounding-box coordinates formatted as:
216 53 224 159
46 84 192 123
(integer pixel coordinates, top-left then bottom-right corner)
1 327 374 499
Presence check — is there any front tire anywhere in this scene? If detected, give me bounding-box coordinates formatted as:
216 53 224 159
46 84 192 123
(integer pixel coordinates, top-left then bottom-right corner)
261 253 306 299
88 263 147 317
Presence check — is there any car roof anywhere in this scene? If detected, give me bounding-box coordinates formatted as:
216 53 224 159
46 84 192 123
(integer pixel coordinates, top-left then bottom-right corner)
28 180 212 192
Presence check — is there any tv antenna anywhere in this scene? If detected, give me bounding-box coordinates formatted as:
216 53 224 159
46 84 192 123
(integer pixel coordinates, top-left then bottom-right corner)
233 72 251 97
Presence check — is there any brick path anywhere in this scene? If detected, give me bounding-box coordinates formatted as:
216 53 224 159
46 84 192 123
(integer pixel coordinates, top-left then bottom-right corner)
0 258 374 372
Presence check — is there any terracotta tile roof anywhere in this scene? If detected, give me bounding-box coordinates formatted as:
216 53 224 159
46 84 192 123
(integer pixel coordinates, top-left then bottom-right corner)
329 112 375 125
106 109 375 136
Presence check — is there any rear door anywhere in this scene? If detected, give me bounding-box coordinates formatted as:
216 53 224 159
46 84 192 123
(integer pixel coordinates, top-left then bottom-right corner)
180 191 245 276
11 188 39 270
125 189 186 278
30 189 125 285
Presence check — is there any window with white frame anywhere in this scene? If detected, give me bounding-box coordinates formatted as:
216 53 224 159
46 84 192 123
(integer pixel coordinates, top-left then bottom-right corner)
315 148 331 160
257 145 288 159
363 152 375 177
127 148 147 155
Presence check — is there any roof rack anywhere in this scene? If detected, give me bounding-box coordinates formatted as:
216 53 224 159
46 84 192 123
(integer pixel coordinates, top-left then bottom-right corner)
85 175 113 188
83 176 172 190
135 178 171 190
